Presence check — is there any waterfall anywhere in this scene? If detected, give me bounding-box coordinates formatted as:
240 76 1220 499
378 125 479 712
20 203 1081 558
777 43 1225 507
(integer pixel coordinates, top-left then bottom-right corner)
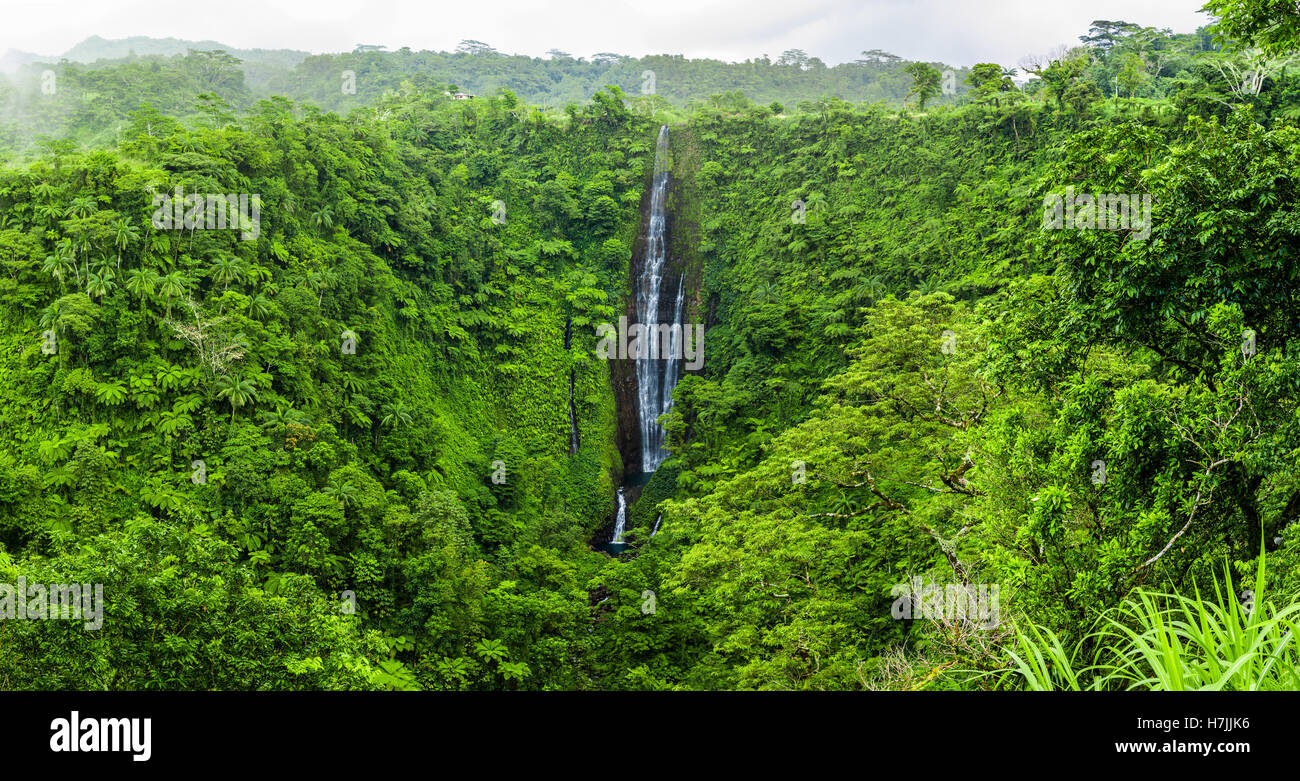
611 487 628 543
635 125 681 472
650 513 662 537
601 126 678 556
661 275 684 419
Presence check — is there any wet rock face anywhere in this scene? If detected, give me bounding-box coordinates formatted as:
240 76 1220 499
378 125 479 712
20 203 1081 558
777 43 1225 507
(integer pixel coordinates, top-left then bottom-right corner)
613 340 641 476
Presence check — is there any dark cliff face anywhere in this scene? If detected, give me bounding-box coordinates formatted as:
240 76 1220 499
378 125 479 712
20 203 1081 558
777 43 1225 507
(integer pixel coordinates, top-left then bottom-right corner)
610 170 650 477
662 128 705 473
665 128 705 354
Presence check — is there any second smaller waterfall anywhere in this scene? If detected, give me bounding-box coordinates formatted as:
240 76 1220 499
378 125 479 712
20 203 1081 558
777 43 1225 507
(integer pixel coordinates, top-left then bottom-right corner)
611 488 628 544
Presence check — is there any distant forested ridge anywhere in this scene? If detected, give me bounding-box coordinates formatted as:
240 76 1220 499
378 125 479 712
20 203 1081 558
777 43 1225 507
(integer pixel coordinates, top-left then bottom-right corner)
0 24 1222 151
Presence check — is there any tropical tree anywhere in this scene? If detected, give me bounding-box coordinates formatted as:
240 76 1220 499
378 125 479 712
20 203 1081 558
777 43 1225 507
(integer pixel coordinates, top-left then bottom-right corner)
1204 0 1300 55
474 638 509 665
309 206 335 234
904 62 942 110
85 269 116 299
261 403 309 431
245 293 272 320
112 217 140 254
124 268 159 310
41 252 76 290
323 476 359 509
156 363 193 392
156 409 194 437
157 271 189 319
64 196 97 219
209 253 248 291
93 379 128 406
380 401 414 430
215 375 258 420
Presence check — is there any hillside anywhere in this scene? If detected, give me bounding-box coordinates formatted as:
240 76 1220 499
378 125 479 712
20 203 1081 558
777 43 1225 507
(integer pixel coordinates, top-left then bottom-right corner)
3 12 1300 693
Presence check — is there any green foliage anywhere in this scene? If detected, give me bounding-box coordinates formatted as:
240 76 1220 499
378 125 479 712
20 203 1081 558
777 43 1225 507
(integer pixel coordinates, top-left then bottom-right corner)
1203 0 1300 54
0 518 384 689
904 62 942 110
1002 559 1300 691
0 79 648 690
4 19 1300 691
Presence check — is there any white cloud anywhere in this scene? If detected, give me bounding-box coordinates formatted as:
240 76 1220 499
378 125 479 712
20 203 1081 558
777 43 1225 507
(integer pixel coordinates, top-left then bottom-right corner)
0 0 1215 67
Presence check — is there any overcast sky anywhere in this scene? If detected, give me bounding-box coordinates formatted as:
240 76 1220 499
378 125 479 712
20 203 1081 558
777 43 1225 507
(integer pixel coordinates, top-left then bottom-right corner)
0 0 1214 67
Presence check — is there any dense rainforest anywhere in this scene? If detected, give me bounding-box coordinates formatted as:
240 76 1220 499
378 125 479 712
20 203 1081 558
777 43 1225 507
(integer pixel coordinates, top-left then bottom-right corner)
3 9 1300 690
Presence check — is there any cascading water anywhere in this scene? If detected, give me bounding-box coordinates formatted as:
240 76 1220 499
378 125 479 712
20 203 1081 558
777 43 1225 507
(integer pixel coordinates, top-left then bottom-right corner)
635 125 682 472
611 488 628 544
660 275 684 422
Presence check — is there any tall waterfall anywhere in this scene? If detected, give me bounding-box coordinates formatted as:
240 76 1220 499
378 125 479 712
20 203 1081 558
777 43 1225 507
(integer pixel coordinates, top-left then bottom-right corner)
635 125 682 472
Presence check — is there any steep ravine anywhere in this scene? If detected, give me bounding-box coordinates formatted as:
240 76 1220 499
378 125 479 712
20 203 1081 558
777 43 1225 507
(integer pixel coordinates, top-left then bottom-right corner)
598 124 704 551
